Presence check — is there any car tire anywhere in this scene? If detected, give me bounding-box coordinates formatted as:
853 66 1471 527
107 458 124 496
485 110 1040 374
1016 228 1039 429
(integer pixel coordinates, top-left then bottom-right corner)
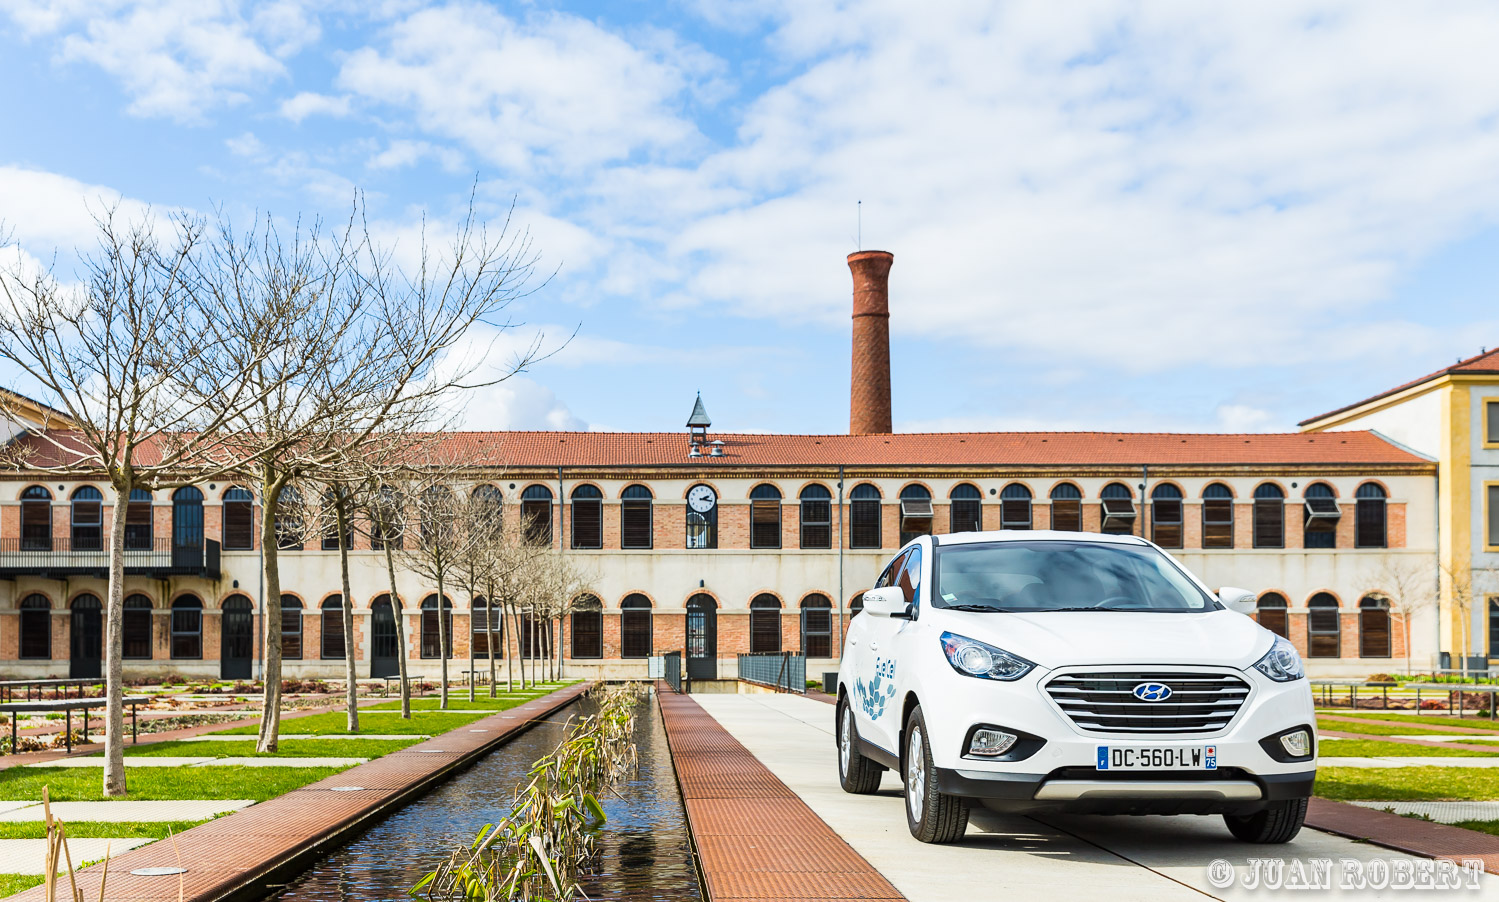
903 705 968 843
1223 797 1308 844
837 697 884 794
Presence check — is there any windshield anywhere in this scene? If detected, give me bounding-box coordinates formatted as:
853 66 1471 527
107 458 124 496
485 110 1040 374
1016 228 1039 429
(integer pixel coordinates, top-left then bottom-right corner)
932 540 1215 612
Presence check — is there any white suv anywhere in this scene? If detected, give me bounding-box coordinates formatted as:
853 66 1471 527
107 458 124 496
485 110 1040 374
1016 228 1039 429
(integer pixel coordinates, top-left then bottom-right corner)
836 530 1315 844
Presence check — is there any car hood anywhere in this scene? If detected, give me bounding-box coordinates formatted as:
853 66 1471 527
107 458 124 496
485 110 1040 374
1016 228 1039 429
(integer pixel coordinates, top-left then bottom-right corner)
938 608 1272 670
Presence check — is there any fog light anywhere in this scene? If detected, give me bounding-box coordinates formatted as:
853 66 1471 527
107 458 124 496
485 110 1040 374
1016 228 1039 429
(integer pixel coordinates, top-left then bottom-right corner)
1279 729 1312 758
969 728 1017 757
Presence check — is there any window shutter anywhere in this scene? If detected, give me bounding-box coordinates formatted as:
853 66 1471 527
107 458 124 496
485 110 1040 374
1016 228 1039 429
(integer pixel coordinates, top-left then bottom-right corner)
1000 499 1031 530
800 499 831 548
1253 499 1284 548
621 501 652 549
1202 498 1233 548
1050 499 1081 532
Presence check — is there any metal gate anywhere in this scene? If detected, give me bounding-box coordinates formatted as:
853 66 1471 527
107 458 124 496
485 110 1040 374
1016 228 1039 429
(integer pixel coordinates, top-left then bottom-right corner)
686 594 717 680
371 597 400 678
69 595 102 679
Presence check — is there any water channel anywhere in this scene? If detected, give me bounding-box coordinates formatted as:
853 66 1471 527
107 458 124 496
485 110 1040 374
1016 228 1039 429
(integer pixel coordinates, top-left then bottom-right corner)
269 690 702 901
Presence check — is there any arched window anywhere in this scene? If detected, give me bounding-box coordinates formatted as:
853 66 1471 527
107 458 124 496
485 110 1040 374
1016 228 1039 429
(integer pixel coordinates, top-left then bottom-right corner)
950 484 982 533
521 485 553 546
1355 483 1388 548
849 484 882 549
125 488 153 550
750 484 782 549
685 484 717 550
799 485 832 548
420 595 454 659
570 484 603 549
1253 484 1285 549
898 485 933 545
470 485 503 542
123 594 152 659
750 594 783 653
420 486 456 549
1256 593 1288 639
850 593 864 618
471 596 499 658
1202 483 1234 548
1308 593 1340 658
70 486 103 551
620 594 652 658
280 595 303 660
276 485 304 550
19 594 50 659
1150 484 1183 548
371 486 404 551
222 487 254 550
571 595 603 659
321 596 346 660
20 486 52 551
620 485 653 550
171 596 203 659
1100 483 1135 535
1000 484 1032 531
1049 483 1082 532
172 486 204 552
801 594 833 657
1359 596 1391 658
1302 483 1339 549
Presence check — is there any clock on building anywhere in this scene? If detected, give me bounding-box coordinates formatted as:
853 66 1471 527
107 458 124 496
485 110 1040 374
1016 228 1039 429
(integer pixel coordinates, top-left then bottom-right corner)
687 484 717 513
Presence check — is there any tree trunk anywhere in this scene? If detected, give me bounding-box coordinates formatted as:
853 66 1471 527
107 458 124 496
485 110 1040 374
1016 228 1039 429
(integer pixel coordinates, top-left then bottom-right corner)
504 597 514 692
257 474 285 754
384 543 410 719
511 603 526 690
486 594 498 699
102 482 130 797
336 497 358 732
437 570 449 710
467 584 476 703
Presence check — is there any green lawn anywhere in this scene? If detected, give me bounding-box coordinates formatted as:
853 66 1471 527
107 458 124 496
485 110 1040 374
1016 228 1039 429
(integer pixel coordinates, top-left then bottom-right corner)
1315 767 1499 801
1320 711 1499 731
1317 718 1470 737
215 711 487 736
0 767 347 802
0 875 42 898
122 738 418 758
0 820 205 840
1318 739 1499 757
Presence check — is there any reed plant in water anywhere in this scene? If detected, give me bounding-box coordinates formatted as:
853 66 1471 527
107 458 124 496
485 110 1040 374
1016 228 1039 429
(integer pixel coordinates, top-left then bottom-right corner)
412 683 645 901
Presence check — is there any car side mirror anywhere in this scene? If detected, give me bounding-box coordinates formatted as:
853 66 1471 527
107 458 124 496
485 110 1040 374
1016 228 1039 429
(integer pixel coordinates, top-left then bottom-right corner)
1217 586 1258 615
862 586 910 618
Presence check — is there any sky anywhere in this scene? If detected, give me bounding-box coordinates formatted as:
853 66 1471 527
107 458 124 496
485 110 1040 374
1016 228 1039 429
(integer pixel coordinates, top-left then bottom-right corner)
2 0 1499 437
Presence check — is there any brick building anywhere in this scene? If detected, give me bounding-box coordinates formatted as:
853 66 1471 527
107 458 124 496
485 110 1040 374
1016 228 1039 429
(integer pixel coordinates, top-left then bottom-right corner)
0 253 1453 681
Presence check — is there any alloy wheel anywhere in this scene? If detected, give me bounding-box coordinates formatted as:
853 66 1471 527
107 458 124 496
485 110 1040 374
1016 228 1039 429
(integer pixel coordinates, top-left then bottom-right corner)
907 725 925 823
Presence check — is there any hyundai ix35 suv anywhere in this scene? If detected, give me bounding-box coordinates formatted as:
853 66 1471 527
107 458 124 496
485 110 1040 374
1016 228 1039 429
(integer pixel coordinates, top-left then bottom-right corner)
836 530 1314 844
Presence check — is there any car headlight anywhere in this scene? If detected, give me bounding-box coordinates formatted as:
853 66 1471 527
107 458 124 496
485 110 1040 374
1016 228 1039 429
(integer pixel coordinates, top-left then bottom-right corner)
1252 635 1305 682
940 632 1035 681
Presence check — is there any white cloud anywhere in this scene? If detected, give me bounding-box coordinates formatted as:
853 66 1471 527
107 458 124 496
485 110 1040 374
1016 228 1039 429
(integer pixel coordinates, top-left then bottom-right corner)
0 165 150 253
279 91 353 123
335 3 711 173
3 0 315 123
367 139 463 172
451 376 587 430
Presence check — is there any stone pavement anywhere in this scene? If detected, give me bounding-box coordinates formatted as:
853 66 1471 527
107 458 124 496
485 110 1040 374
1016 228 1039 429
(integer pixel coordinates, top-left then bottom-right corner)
0 800 255 822
691 692 1499 900
24 756 367 768
0 838 152 875
1349 801 1499 823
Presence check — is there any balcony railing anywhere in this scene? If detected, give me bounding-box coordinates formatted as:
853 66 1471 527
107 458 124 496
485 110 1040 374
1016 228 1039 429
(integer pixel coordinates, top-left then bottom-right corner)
0 537 220 579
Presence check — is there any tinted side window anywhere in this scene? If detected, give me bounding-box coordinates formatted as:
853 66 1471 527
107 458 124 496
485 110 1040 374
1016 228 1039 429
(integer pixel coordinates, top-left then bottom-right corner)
897 546 923 606
875 552 908 590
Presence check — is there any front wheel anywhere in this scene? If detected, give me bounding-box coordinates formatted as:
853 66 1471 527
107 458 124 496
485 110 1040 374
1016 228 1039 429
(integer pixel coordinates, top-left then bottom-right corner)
903 705 968 843
837 697 884 794
1224 797 1308 844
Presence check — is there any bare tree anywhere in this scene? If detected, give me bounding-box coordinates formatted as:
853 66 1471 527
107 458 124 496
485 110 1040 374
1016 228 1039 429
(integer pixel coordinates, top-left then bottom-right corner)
0 210 300 796
395 469 478 710
1364 557 1437 675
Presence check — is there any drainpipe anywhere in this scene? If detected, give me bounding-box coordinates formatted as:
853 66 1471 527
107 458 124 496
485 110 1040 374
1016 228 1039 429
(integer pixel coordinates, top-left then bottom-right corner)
1435 470 1443 669
1139 465 1149 539
837 465 845 663
256 505 264 681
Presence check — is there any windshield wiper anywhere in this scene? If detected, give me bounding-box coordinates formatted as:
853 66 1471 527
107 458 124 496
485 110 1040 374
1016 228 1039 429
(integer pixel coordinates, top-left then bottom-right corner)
942 603 1009 612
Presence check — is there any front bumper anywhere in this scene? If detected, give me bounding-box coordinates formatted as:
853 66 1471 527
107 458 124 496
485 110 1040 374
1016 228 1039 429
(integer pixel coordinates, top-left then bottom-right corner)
912 662 1316 813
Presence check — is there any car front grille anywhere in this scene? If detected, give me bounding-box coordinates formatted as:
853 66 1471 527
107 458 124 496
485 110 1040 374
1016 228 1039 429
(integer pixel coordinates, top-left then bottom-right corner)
1045 671 1251 735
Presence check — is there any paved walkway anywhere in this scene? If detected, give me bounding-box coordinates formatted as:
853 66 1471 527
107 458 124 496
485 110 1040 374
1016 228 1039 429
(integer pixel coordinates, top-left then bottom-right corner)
692 693 1499 900
0 800 254 822
0 838 152 875
1350 801 1499 823
28 756 367 768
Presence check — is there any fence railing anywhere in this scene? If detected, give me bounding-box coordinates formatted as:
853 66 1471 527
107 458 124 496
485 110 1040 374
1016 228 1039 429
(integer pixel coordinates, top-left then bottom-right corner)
0 536 219 578
661 651 683 694
737 652 806 694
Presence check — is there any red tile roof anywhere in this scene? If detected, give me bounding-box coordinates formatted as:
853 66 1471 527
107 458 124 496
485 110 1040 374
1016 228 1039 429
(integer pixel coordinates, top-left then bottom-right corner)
427 429 1429 468
4 428 1430 473
1300 347 1499 427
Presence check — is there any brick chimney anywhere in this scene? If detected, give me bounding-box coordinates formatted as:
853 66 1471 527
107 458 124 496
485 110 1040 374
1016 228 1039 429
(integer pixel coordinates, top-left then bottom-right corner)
848 250 894 435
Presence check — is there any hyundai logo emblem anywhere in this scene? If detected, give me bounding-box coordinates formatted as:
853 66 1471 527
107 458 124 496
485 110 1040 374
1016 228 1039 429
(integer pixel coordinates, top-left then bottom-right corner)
1132 682 1173 702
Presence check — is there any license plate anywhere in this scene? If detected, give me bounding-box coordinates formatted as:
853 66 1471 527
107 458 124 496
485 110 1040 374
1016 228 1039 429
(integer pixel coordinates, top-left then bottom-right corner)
1096 746 1217 770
